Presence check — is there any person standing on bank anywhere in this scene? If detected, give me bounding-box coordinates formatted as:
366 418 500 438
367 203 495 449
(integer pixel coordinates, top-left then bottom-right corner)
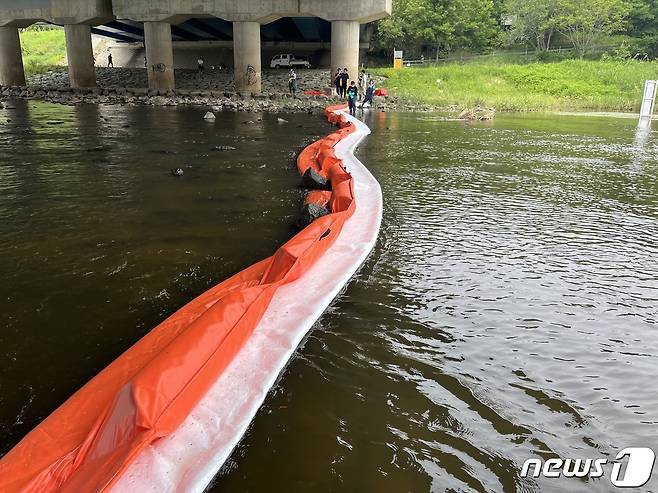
197 56 205 74
107 53 114 68
347 80 359 116
340 68 350 98
363 79 376 107
334 69 342 96
288 68 298 96
358 70 368 100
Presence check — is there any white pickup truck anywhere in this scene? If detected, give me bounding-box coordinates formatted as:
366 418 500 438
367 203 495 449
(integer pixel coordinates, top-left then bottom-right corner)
270 54 311 69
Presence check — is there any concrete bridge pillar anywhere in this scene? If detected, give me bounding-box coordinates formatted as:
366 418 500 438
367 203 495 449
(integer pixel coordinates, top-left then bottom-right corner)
233 21 261 94
64 24 96 88
0 26 26 86
144 21 175 91
331 20 360 85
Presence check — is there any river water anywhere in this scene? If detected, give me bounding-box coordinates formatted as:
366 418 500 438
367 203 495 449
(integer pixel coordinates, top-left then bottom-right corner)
1 102 657 492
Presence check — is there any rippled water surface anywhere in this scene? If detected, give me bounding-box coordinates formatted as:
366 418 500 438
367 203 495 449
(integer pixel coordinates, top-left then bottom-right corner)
2 103 658 492
0 100 324 455
214 112 658 493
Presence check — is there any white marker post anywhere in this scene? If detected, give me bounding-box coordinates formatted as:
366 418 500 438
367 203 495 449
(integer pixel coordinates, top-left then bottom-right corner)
638 80 657 128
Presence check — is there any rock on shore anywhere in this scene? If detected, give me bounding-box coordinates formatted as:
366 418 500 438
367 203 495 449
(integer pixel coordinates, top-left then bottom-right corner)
458 106 496 121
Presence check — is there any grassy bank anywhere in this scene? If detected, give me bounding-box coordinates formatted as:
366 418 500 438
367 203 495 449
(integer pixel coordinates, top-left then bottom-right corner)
20 29 66 75
372 59 658 112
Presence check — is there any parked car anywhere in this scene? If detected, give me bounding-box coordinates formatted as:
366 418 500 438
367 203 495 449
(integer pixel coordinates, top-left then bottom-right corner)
270 54 311 69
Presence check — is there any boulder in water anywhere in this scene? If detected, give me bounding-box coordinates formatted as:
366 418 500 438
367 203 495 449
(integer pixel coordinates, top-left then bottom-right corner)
203 111 216 120
296 202 330 228
171 168 184 177
300 167 330 190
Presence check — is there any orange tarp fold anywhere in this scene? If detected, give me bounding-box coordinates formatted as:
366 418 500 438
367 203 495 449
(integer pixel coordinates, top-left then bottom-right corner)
0 104 355 493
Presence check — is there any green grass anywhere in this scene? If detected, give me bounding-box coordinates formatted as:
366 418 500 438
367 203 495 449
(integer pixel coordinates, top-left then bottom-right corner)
20 29 67 75
372 58 658 112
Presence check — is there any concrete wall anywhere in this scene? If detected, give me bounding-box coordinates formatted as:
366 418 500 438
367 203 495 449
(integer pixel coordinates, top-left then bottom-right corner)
0 0 113 26
110 0 391 23
299 0 393 22
0 0 391 25
112 0 296 24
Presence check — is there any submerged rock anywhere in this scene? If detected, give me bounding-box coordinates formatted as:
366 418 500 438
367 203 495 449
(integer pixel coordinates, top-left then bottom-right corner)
84 145 107 152
296 202 330 228
301 167 330 190
171 168 184 177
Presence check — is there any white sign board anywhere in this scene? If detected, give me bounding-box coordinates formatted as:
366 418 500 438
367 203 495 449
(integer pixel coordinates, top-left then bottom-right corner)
394 50 403 59
639 80 657 120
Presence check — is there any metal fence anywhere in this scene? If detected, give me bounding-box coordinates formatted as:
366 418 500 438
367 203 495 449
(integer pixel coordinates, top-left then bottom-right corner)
399 44 643 67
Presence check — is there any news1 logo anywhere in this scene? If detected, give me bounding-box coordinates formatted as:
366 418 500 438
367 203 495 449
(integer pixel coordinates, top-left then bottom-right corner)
521 448 656 488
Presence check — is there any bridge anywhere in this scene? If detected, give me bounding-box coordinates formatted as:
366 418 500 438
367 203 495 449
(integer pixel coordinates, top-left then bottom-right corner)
0 0 391 92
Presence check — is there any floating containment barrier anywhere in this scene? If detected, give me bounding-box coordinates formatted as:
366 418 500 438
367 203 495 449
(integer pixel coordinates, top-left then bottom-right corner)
0 105 382 493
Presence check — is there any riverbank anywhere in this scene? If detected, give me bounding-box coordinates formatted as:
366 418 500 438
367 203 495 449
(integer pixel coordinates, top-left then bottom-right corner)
0 68 427 114
0 81 339 115
372 59 658 112
8 48 655 114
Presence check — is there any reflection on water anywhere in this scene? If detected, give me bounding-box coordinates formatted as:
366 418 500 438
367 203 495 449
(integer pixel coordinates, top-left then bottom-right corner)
213 112 658 493
2 103 658 492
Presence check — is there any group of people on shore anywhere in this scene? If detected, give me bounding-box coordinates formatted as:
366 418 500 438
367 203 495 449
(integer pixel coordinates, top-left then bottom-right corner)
287 67 376 115
335 69 376 115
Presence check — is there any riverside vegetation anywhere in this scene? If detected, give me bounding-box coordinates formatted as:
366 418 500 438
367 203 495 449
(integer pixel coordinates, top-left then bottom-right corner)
373 58 658 112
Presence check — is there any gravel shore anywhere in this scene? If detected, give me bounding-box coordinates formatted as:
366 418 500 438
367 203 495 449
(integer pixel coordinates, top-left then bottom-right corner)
0 68 433 113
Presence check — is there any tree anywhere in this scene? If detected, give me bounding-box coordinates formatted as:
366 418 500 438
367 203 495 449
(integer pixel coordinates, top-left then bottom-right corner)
501 0 558 51
375 0 500 58
626 0 658 57
554 0 631 57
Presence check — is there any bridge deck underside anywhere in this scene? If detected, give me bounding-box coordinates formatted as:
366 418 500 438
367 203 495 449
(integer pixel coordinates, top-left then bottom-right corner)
90 17 369 44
